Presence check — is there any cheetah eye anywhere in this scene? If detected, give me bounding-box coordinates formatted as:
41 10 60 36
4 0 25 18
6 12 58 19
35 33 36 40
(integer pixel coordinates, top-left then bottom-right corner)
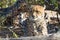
36 11 39 13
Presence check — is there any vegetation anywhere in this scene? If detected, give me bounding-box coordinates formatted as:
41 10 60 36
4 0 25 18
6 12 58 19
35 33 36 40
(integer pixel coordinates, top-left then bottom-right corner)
0 0 17 8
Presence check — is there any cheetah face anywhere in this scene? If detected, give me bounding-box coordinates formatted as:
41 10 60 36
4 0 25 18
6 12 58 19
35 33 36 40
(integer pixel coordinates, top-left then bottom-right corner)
29 5 45 21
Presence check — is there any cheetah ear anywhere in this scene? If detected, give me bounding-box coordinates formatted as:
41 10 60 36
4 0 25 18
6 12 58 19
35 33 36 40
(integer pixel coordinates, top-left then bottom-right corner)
44 5 46 9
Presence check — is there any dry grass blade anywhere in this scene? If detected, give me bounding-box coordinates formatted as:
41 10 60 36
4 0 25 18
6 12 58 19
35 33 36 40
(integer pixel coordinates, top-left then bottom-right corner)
8 28 19 38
